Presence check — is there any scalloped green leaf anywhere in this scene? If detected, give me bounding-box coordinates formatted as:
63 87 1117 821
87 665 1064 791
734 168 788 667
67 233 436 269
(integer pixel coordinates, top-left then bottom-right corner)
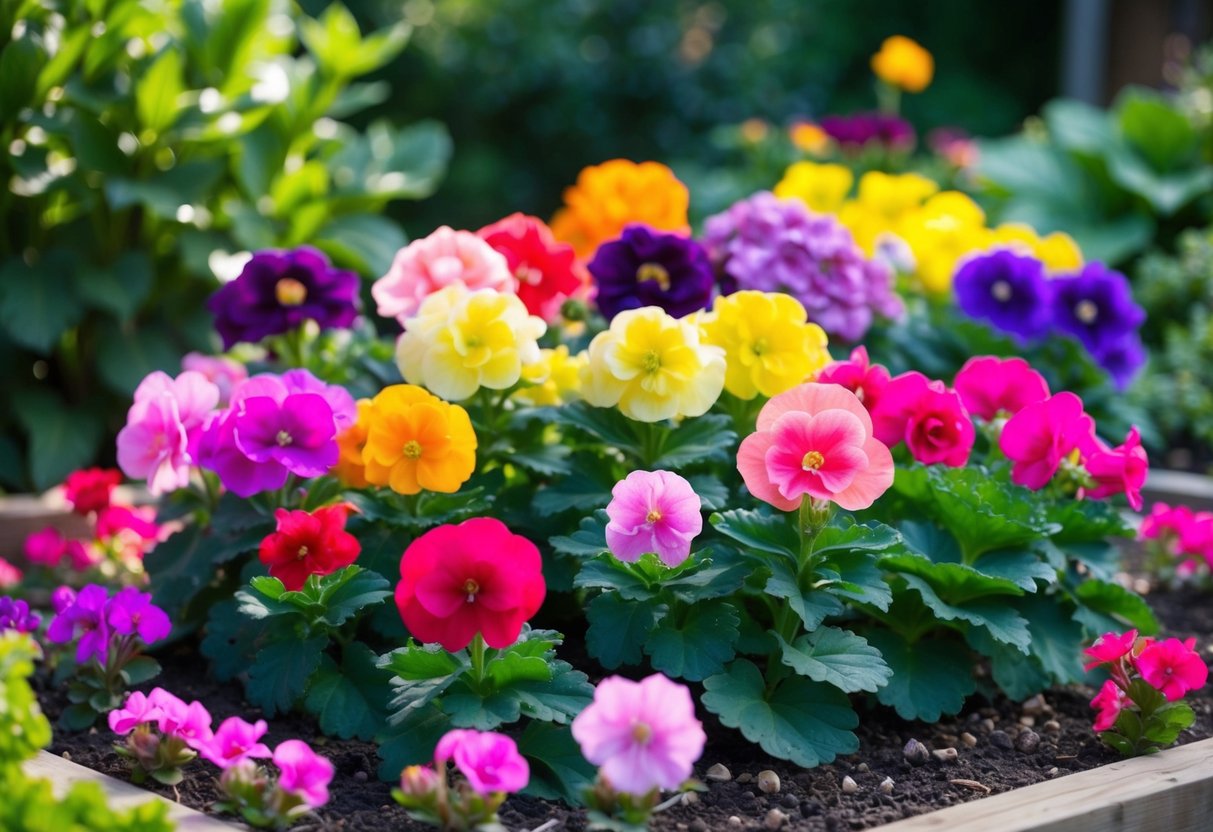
585 594 666 669
866 631 976 722
645 600 739 682
775 626 892 693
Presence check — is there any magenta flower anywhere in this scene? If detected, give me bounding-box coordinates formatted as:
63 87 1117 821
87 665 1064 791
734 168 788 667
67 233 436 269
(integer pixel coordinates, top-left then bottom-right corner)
273 740 335 809
998 392 1097 490
1081 427 1149 511
116 371 220 495
1134 637 1209 702
435 729 530 796
24 527 67 567
815 346 890 413
1090 679 1129 731
46 583 110 665
870 372 974 467
0 559 18 589
571 674 706 795
1083 629 1139 671
106 587 171 645
51 585 77 614
201 716 273 768
1140 503 1195 542
108 691 163 735
182 353 248 408
953 356 1050 421
605 470 703 568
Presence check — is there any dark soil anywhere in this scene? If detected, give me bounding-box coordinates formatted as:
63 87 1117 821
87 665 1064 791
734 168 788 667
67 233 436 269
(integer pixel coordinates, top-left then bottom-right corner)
37 582 1213 832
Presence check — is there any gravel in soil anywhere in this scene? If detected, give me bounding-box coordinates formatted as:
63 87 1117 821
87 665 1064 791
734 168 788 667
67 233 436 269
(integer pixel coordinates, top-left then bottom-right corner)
37 584 1213 831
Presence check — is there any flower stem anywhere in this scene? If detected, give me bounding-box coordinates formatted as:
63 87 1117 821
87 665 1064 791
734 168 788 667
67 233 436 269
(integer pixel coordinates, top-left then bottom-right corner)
469 633 488 689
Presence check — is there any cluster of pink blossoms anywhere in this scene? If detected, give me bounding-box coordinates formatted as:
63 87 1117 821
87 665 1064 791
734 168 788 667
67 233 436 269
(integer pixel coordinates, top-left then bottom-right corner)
1140 503 1213 577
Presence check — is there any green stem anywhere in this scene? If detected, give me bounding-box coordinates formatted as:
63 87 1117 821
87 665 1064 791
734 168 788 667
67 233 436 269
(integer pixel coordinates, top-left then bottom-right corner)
469 633 487 690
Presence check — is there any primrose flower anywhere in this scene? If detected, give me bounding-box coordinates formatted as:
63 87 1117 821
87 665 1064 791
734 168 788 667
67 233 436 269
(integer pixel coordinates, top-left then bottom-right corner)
435 729 530 796
0 597 40 634
395 285 546 401
1091 333 1147 392
25 527 69 567
1083 629 1139 671
182 353 248 407
738 382 894 512
1051 262 1145 353
51 585 76 614
954 250 1053 341
46 583 111 665
581 306 726 422
1135 637 1208 702
108 690 162 735
953 356 1050 421
870 372 974 467
479 213 586 321
1091 679 1129 732
106 587 171 645
1081 427 1148 511
551 159 691 259
1140 503 1196 543
588 224 714 321
789 121 830 154
871 35 934 93
63 468 121 515
606 470 703 568
361 384 477 495
699 291 831 400
395 518 546 652
894 191 987 294
514 345 587 407
819 112 915 153
202 716 273 768
572 674 706 795
0 559 21 588
816 346 891 413
117 370 220 495
373 226 514 324
774 161 855 214
259 505 361 591
999 392 1097 490
273 740 334 809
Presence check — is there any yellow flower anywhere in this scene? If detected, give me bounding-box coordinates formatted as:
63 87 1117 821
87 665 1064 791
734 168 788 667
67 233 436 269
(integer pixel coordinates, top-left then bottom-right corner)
396 286 546 401
856 172 939 221
871 35 934 93
700 291 830 400
985 224 1084 274
514 345 588 407
580 306 725 422
774 162 854 214
333 399 373 488
897 191 987 293
789 121 830 155
361 384 477 495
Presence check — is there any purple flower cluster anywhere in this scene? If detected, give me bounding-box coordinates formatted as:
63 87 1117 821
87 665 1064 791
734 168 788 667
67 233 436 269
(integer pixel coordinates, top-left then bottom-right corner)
208 247 361 350
703 192 904 342
955 254 1147 389
820 112 915 152
197 369 355 498
0 596 40 633
46 584 170 666
588 224 714 320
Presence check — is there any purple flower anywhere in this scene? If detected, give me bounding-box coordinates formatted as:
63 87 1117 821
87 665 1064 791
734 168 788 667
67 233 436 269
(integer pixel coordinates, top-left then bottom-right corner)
588 224 714 320
703 192 903 342
51 585 77 614
106 587 171 645
1092 333 1147 391
0 596 40 633
820 112 915 151
46 584 111 666
954 250 1054 341
208 247 361 349
1050 262 1146 353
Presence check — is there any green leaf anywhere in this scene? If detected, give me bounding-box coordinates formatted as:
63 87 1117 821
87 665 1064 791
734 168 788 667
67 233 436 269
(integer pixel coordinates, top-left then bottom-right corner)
1018 594 1086 684
329 120 451 202
662 556 750 603
246 636 326 716
136 48 185 133
105 160 226 219
645 600 739 681
95 321 181 395
14 388 103 490
533 460 615 516
974 135 1083 203
550 402 644 454
765 558 843 630
549 511 609 557
486 652 552 688
898 572 1031 652
585 594 665 669
303 643 390 740
515 722 597 803
0 36 47 115
320 567 392 627
0 253 84 354
509 660 594 724
574 557 653 601
649 413 736 468
380 643 467 719
201 599 269 681
376 707 451 780
865 631 976 722
1072 579 1159 636
775 627 892 694
970 549 1057 592
440 680 523 729
1116 86 1197 172
1105 147 1213 216
1044 98 1115 157
702 659 859 768
75 252 153 321
684 474 730 511
710 508 798 560
120 657 161 686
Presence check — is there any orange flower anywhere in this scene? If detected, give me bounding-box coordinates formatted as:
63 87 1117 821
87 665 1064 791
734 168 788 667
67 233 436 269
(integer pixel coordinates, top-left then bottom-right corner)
361 385 477 495
871 35 933 93
333 400 372 488
551 160 690 259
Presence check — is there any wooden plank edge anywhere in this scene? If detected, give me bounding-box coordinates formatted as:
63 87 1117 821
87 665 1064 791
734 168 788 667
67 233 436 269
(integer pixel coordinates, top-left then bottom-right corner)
25 751 241 830
874 736 1213 832
1143 469 1213 510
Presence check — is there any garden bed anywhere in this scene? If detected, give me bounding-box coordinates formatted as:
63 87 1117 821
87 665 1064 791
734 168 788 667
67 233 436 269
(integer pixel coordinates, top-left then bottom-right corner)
35 582 1213 831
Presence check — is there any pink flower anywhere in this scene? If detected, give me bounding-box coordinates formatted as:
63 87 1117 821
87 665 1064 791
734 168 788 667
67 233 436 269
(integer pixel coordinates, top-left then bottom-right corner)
870 372 975 466
200 716 271 767
1090 679 1129 732
147 689 213 750
1134 637 1209 701
998 392 1097 490
273 740 334 809
870 371 932 448
738 383 894 512
953 356 1050 420
183 353 248 407
372 226 514 323
1139 503 1195 542
1083 629 1139 671
572 674 706 795
108 690 163 735
814 346 890 412
62 468 122 515
0 558 21 588
117 371 220 495
24 527 67 567
435 729 530 795
1081 427 1148 511
605 470 703 567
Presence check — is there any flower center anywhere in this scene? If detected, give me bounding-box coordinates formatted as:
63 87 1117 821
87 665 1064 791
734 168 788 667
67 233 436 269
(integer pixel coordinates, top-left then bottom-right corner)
402 440 423 460
275 277 308 306
275 430 293 447
464 578 480 603
991 280 1012 302
297 545 309 560
751 337 769 356
1075 299 1099 324
801 450 825 471
517 266 544 286
642 350 662 373
636 262 671 292
631 721 652 744
646 508 662 523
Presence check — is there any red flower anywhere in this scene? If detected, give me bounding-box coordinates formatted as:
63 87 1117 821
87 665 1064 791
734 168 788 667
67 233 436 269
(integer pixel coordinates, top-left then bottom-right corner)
258 505 361 591
478 213 585 322
63 468 122 515
395 517 546 651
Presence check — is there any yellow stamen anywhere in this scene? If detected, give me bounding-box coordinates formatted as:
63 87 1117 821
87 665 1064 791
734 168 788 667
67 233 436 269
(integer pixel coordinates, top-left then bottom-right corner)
402 440 423 460
991 280 1012 302
1075 299 1098 324
297 545 309 560
631 722 652 744
275 430 293 447
646 508 662 523
275 277 308 306
801 450 825 471
642 350 661 373
636 262 671 292
464 578 479 604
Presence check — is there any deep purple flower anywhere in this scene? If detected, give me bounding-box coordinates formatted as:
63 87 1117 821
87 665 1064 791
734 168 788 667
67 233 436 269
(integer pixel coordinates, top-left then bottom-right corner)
208 247 361 349
0 596 40 633
1050 262 1146 353
46 584 111 665
703 192 903 342
106 587 171 645
1091 332 1147 391
820 112 915 151
954 250 1054 341
588 224 714 320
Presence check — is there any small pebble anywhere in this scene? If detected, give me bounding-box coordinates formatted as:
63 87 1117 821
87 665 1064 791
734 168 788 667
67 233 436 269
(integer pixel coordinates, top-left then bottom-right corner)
989 730 1013 750
690 819 708 832
981 718 996 732
728 817 743 829
781 794 799 809
856 762 870 773
1043 720 1061 733
354 770 368 783
960 732 977 748
879 776 895 794
737 772 754 784
932 748 959 763
841 775 859 794
757 770 781 794
61 751 72 761
903 738 930 766
1022 694 1047 715
937 733 958 745
764 809 787 830
1047 766 1059 777
1016 729 1041 753
683 791 700 805
1019 716 1036 727
706 763 733 782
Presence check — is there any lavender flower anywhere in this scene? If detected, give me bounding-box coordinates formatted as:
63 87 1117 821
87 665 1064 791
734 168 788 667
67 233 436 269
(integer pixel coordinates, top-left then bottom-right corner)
588 224 714 320
820 112 915 151
208 247 361 349
47 584 111 665
0 596 40 634
954 250 1054 341
703 192 903 342
1050 263 1146 353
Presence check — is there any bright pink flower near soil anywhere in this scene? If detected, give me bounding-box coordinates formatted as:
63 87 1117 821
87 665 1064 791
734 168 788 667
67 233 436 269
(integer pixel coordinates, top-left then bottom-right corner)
201 716 272 768
1083 629 1139 671
999 392 1097 490
1090 679 1129 732
1134 637 1209 702
435 729 530 795
1081 427 1148 511
273 739 334 808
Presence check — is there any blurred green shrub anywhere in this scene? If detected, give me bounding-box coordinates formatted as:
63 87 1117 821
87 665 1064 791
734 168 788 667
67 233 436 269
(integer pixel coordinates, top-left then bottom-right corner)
0 0 450 490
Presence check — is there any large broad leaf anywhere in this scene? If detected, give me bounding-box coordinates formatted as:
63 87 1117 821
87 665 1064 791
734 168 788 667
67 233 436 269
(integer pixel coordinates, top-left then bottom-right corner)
1043 98 1115 157
775 627 892 694
533 457 616 516
898 572 1032 653
13 387 102 490
970 549 1057 593
75 252 153 322
509 660 594 724
379 643 468 718
1017 593 1086 685
200 599 269 681
95 320 181 395
645 600 739 682
865 631 975 722
710 507 799 560
0 252 84 354
969 629 1052 701
1116 86 1198 172
0 35 47 115
376 707 451 781
246 636 326 716
974 135 1084 203
702 659 859 768
135 48 185 133
515 722 597 803
1071 579 1159 636
765 558 843 630
648 413 736 468
549 511 609 558
303 643 391 740
585 594 665 669
328 120 451 202
1106 147 1213 216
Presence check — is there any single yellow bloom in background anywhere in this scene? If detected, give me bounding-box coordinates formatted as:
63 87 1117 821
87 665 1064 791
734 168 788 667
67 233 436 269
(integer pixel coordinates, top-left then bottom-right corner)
774 161 854 214
789 122 830 155
515 345 588 407
361 384 477 495
333 399 373 488
581 306 725 422
871 35 934 93
700 291 830 400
